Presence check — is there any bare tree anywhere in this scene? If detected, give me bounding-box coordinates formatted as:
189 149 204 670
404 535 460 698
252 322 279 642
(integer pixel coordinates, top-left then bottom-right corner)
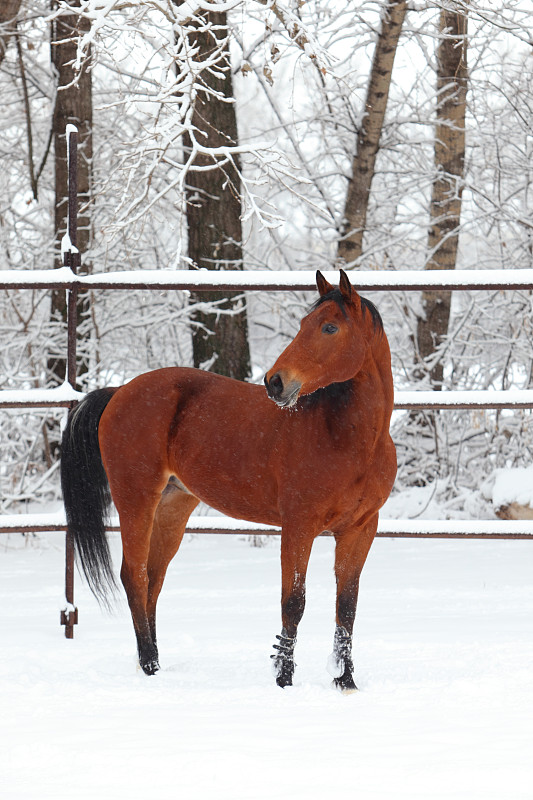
0 0 23 67
415 5 468 389
48 0 92 388
183 9 251 380
337 0 407 266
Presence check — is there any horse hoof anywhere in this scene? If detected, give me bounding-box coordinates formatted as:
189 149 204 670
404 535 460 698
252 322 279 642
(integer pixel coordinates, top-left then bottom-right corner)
273 658 294 687
333 681 359 695
276 673 293 688
141 659 160 676
333 673 358 694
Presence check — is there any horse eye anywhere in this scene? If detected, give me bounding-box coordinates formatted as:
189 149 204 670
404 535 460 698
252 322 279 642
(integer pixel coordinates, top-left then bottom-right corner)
322 323 338 335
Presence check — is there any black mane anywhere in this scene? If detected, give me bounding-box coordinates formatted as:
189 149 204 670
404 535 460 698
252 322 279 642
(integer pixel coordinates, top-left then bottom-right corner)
312 288 384 332
360 295 384 332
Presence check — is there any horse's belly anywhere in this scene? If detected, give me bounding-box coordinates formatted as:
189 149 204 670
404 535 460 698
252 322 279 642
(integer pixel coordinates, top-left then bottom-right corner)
171 447 282 528
183 476 282 528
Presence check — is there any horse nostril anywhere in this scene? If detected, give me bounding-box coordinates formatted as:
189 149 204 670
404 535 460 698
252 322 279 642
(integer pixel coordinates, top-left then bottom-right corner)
266 372 283 399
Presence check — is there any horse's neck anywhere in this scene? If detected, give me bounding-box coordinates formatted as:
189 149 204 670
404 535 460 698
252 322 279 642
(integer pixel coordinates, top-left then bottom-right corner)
297 329 393 424
351 332 394 413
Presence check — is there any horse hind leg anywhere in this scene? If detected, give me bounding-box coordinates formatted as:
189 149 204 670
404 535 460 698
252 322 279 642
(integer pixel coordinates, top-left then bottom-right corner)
118 492 163 676
104 467 170 675
146 479 199 650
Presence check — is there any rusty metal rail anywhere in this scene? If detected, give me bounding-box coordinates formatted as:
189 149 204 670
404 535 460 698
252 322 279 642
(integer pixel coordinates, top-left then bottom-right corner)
1 128 533 638
1 515 532 540
3 265 533 293
3 387 533 411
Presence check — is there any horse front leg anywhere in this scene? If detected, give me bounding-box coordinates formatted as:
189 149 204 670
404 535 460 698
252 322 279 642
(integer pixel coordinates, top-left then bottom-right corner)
329 515 378 693
272 529 314 688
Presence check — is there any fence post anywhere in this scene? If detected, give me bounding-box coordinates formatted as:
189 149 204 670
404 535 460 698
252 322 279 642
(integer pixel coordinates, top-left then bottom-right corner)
60 124 80 639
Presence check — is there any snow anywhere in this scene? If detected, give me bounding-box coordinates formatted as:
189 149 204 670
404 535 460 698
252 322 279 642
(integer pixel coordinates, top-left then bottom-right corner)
394 388 533 409
0 383 84 407
377 518 533 537
60 232 79 261
0 511 68 532
173 0 244 24
490 465 533 511
2 266 533 291
0 267 76 286
0 532 531 799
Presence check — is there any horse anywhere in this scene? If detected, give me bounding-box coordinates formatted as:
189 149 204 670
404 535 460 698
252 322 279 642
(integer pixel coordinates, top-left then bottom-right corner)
61 269 396 691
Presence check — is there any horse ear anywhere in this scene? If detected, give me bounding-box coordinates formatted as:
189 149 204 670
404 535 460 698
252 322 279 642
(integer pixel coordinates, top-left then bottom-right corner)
339 269 353 303
316 270 334 297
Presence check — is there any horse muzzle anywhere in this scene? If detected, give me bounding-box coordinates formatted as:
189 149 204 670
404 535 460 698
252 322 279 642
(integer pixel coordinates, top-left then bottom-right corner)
264 372 302 408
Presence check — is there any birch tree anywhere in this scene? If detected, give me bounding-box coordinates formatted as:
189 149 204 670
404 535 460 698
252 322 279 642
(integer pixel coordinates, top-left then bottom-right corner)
337 0 407 266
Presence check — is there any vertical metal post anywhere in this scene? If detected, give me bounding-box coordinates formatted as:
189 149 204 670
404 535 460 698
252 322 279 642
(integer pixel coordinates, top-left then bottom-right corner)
61 125 80 639
66 124 80 388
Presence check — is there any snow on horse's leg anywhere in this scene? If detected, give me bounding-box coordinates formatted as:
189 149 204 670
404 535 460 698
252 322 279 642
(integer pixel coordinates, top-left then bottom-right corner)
327 625 357 694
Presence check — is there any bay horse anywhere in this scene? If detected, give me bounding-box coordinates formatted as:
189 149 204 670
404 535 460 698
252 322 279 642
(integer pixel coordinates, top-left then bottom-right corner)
61 270 396 691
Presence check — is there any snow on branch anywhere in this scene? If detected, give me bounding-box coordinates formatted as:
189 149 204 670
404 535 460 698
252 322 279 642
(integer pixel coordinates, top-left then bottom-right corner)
45 0 330 238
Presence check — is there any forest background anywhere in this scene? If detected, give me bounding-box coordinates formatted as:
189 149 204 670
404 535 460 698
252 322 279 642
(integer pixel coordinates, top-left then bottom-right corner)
1 0 533 522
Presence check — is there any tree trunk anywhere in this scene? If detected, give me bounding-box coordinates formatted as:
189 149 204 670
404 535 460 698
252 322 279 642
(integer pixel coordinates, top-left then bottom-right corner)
184 10 251 381
48 0 92 388
0 0 22 67
337 0 407 265
415 7 468 389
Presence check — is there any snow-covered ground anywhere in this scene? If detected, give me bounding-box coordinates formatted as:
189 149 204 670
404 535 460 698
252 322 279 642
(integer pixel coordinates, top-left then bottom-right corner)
1 531 532 800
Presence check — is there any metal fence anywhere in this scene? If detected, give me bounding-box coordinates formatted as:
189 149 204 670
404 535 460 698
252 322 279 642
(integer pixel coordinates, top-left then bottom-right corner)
2 129 532 637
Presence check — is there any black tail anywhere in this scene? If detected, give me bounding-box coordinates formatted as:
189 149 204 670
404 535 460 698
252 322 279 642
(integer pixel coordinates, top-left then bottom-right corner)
61 388 118 605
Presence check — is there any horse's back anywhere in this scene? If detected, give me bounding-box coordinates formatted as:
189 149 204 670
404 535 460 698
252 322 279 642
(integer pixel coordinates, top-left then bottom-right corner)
98 367 282 524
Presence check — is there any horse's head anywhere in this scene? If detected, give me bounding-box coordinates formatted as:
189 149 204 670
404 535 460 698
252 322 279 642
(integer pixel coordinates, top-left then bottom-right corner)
264 269 382 408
